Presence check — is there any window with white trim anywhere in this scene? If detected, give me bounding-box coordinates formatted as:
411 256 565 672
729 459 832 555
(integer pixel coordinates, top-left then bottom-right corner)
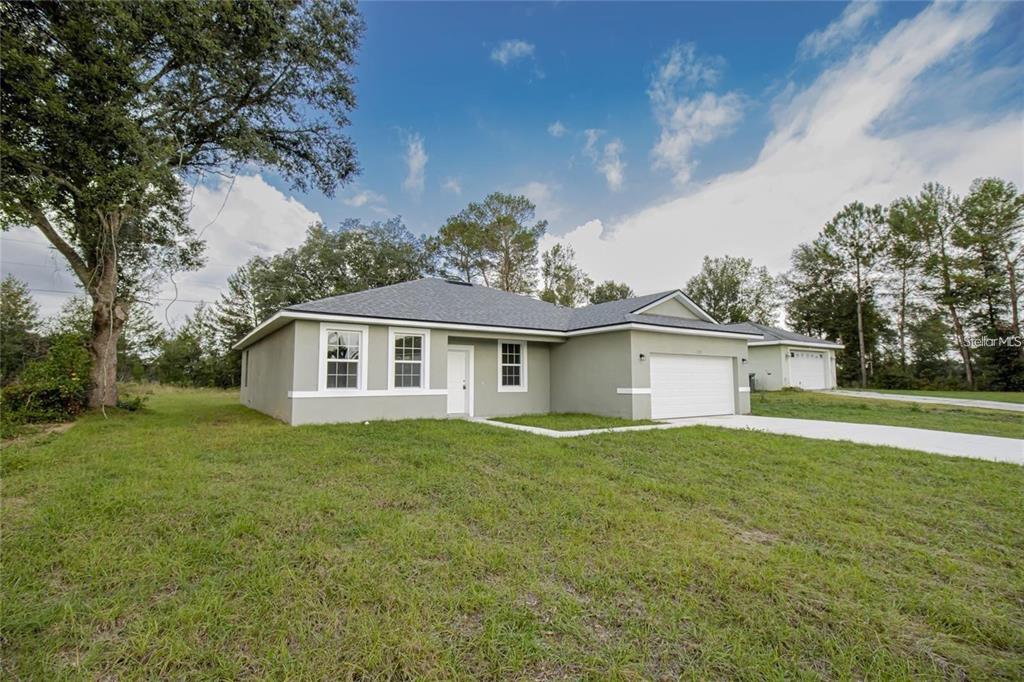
325 329 362 389
499 341 525 390
392 333 424 388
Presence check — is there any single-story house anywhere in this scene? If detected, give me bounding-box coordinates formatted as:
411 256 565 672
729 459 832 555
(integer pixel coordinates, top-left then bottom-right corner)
233 277 768 425
723 321 843 391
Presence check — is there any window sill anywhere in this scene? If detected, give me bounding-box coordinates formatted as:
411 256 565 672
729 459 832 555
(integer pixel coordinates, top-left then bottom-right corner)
290 389 447 399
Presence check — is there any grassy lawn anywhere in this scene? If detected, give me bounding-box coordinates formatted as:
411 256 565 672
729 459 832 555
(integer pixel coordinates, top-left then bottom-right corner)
843 388 1024 404
752 390 1024 439
492 412 657 431
3 388 1023 679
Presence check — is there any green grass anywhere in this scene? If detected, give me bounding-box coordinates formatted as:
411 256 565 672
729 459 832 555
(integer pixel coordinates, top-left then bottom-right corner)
3 388 1023 679
844 388 1024 404
492 412 657 431
752 389 1024 439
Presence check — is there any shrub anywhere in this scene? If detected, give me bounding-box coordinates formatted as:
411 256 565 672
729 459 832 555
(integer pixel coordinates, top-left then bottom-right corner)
1 334 92 428
116 394 148 412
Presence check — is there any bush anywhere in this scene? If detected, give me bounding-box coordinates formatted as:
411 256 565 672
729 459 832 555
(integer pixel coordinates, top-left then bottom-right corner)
1 334 92 429
116 394 148 412
870 368 924 390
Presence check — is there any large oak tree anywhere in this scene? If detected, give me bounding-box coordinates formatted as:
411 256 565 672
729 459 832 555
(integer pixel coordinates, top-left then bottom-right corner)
1 0 362 406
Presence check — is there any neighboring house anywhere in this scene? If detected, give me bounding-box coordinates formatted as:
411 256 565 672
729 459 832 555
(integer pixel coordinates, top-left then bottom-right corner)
723 321 843 391
233 278 764 425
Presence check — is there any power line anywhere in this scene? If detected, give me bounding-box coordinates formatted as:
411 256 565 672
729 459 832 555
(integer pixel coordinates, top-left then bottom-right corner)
26 287 208 305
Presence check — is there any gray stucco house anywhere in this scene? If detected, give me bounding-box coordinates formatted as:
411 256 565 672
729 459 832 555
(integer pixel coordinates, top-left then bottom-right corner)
724 321 843 391
233 277 770 425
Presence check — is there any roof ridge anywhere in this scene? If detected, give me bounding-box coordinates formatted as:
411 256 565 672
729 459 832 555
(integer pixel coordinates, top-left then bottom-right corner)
573 289 676 313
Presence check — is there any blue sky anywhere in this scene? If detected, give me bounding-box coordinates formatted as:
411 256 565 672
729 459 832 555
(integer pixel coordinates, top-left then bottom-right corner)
281 0 1016 236
4 1 1022 320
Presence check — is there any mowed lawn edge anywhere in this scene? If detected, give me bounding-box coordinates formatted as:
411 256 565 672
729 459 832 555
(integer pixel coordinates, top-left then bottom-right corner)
3 388 1023 679
491 412 658 431
751 389 1024 439
843 388 1024 405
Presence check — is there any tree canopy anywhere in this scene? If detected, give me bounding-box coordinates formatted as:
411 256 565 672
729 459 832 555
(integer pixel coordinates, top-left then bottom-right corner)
0 0 363 405
429 193 546 293
590 281 635 304
685 255 780 325
540 243 593 307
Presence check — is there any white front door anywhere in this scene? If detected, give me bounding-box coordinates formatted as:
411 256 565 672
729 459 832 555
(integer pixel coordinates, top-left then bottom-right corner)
788 350 827 389
446 348 470 415
650 354 735 419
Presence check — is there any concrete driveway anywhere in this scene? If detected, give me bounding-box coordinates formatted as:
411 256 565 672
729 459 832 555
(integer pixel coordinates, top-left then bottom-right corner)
829 389 1024 413
676 415 1024 465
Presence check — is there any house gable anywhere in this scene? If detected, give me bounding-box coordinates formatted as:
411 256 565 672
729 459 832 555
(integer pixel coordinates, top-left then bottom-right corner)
638 297 699 320
632 291 717 324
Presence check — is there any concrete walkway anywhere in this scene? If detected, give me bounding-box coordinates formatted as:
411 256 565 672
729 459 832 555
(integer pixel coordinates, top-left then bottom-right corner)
475 416 1023 464
829 389 1024 413
472 418 684 439
678 415 1024 465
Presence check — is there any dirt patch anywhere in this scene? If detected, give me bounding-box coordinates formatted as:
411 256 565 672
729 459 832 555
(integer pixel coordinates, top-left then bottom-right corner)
3 421 75 447
735 527 779 545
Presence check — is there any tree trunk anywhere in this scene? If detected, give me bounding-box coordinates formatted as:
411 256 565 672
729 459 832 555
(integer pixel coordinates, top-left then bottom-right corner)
897 270 908 368
948 304 975 389
1007 257 1021 337
85 219 127 408
88 295 127 408
855 264 868 388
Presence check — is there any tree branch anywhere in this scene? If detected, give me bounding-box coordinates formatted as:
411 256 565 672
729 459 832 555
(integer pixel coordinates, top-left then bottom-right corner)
30 208 92 287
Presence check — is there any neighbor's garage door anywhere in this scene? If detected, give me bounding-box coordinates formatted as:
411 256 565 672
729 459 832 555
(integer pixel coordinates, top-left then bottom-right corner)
650 354 735 419
788 350 827 389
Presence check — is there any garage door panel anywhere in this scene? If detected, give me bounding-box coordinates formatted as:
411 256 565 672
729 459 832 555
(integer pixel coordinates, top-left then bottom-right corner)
650 354 735 419
788 351 827 389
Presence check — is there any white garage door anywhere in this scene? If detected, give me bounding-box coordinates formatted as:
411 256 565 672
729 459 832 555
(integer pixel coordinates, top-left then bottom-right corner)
788 350 827 389
650 354 735 419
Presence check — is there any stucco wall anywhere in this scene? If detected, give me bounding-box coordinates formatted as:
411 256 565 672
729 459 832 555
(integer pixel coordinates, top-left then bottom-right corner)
286 320 450 424
749 345 838 391
291 320 446 392
291 394 447 425
628 331 751 417
639 298 698 319
550 331 633 418
448 335 552 417
778 345 838 390
240 322 295 423
747 345 785 391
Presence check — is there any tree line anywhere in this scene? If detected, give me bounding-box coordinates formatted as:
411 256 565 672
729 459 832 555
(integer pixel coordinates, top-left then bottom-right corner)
4 176 1020 398
785 178 1022 390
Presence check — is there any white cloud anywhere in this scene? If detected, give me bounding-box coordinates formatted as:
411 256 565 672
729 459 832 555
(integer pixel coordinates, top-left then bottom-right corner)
517 181 563 223
598 139 626 192
442 177 462 195
800 1 880 59
343 188 386 208
546 2 1020 295
548 121 568 138
583 128 626 192
402 133 428 195
0 174 322 323
490 39 535 66
582 128 603 157
160 174 320 323
649 43 744 186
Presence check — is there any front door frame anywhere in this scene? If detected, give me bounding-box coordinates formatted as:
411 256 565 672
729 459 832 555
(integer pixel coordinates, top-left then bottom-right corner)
447 344 475 417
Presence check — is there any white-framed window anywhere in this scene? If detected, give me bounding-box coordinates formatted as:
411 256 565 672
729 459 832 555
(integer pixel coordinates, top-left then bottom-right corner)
318 323 369 392
497 339 527 392
242 350 248 387
388 328 430 390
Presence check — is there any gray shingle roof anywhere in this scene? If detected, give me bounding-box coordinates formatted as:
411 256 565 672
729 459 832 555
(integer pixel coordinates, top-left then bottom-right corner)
284 278 754 336
723 321 842 347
